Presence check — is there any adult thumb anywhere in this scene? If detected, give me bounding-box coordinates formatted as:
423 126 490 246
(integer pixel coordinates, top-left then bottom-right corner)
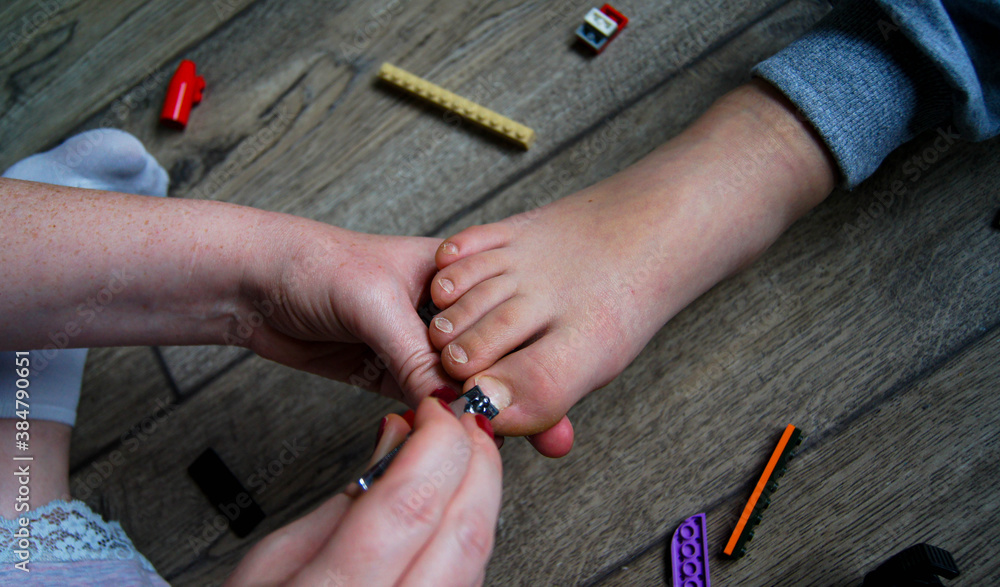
363 299 459 406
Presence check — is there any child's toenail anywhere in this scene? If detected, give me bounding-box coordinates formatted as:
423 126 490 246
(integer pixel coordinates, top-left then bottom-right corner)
441 242 458 255
434 317 454 333
473 376 511 411
448 344 468 364
439 278 455 293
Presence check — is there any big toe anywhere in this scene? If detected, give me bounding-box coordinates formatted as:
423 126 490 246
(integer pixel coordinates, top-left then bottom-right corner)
468 328 602 437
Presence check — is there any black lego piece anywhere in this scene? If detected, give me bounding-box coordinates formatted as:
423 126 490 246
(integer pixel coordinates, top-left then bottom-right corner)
187 448 266 538
863 543 959 587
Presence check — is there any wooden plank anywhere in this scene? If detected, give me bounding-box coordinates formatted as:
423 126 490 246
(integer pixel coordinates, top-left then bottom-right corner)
158 344 250 395
0 0 257 171
598 326 1000 586
69 346 176 470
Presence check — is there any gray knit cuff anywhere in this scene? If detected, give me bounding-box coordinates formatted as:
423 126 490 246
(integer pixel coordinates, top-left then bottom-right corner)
753 0 952 188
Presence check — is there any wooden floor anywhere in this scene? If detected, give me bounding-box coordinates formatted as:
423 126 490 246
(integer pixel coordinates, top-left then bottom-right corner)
3 0 999 584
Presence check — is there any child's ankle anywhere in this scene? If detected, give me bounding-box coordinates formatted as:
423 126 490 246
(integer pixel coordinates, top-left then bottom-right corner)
705 80 837 216
659 80 838 274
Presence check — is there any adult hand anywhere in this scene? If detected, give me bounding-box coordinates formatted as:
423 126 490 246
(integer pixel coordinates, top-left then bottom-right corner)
226 397 502 586
241 214 457 404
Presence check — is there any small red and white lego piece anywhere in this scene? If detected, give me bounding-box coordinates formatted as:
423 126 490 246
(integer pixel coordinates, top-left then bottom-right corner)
576 4 629 54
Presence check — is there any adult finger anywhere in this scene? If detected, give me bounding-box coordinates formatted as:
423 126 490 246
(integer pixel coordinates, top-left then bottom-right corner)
288 398 472 586
225 495 352 586
363 294 462 406
399 414 502 586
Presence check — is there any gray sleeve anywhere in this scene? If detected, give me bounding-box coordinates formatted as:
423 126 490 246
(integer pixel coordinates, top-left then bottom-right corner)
752 0 1000 188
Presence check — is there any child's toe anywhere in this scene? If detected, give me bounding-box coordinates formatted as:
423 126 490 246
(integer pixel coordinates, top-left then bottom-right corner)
436 224 512 269
468 330 596 436
431 249 509 309
429 275 516 350
441 297 547 380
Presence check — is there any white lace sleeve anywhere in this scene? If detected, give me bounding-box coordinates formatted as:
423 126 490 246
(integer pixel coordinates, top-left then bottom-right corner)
0 499 159 574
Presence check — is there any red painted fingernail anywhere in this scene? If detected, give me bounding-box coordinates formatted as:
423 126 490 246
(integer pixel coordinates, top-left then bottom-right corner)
374 416 387 450
437 398 452 412
430 386 460 403
402 410 415 427
475 414 494 439
495 435 505 449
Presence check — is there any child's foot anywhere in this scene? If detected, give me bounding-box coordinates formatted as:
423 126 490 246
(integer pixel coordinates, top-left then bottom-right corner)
428 82 836 438
430 175 714 436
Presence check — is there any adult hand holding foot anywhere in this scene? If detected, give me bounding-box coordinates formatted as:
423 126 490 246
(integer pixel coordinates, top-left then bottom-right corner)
0 170 575 453
429 80 837 443
226 397 502 586
0 176 453 402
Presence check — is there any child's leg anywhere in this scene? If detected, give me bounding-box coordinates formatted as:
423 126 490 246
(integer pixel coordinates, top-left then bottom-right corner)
428 81 837 437
0 419 71 519
0 129 169 514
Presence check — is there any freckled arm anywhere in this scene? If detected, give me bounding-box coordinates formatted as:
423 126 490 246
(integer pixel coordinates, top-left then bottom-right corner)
0 178 266 350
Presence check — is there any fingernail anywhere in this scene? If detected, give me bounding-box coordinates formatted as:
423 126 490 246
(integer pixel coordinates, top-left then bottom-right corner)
448 344 468 364
439 278 455 293
430 387 460 403
475 414 494 439
437 398 451 412
473 375 512 411
441 242 458 255
434 316 453 333
402 410 415 427
495 435 505 450
374 416 387 450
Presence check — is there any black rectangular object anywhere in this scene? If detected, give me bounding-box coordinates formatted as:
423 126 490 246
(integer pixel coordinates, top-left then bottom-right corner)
187 448 266 538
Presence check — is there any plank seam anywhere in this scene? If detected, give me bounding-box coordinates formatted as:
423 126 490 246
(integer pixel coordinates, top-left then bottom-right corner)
69 349 254 476
151 346 183 402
